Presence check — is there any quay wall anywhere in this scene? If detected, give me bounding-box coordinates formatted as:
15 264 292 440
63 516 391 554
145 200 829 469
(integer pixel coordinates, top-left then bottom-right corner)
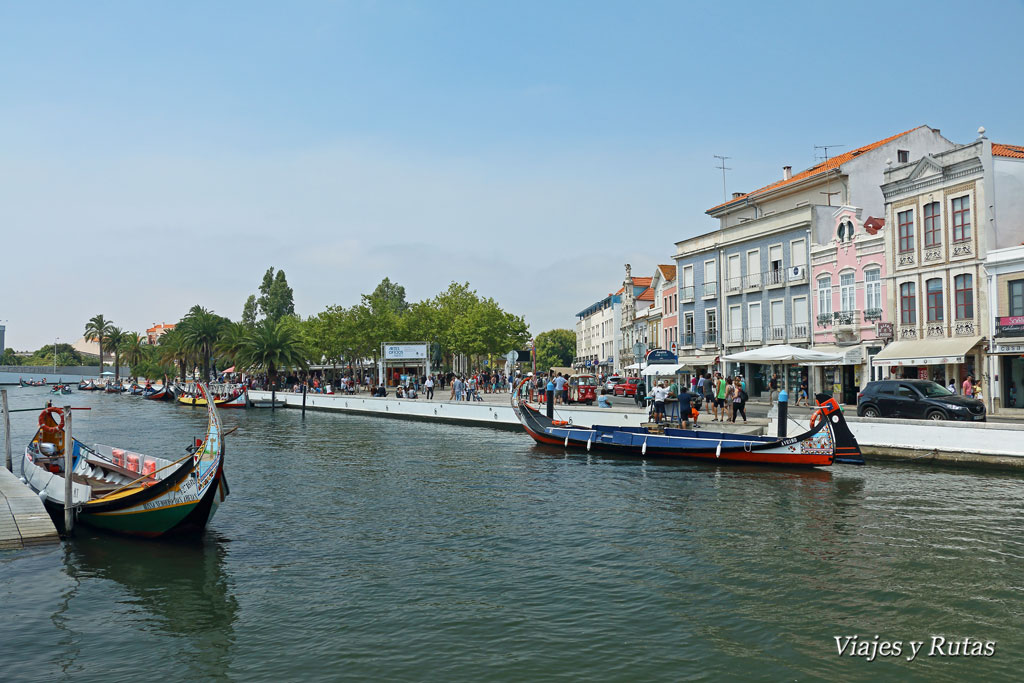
249 391 1024 470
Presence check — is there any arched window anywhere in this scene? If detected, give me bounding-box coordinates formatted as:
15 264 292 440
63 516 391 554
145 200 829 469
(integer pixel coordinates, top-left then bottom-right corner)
865 269 881 311
926 278 944 322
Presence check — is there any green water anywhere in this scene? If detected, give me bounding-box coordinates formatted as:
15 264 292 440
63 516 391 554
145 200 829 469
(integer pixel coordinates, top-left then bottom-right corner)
2 388 1023 681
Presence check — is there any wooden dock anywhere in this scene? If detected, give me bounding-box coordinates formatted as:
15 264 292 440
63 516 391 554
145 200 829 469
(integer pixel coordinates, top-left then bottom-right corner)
0 467 59 549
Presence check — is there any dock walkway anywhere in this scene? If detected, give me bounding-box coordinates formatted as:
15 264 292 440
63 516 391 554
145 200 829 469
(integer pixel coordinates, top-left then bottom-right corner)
0 467 59 549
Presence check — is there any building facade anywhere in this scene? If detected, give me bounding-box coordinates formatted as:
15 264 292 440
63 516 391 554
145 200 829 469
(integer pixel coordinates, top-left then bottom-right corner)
986 244 1024 411
575 292 622 376
809 206 890 404
617 265 653 372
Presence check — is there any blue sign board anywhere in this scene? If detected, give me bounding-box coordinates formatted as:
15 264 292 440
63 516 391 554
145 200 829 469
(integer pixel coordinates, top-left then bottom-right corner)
646 349 678 364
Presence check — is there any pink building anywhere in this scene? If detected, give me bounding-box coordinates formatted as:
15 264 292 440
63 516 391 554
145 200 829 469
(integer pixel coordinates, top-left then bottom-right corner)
660 267 678 354
810 206 889 404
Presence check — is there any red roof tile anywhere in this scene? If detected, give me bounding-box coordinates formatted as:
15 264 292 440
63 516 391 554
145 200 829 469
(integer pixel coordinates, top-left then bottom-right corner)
632 276 653 286
657 264 676 280
707 126 925 213
637 287 654 301
994 143 1024 159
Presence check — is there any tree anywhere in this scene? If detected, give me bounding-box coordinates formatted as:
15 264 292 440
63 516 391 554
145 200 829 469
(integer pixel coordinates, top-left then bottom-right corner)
241 295 258 326
238 317 309 388
84 314 113 368
120 333 147 380
534 329 576 373
1 348 22 366
178 306 229 381
106 327 126 384
256 267 296 322
158 328 191 381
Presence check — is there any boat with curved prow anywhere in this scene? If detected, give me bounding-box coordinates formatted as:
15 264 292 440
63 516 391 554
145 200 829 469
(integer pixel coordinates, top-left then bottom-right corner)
510 380 863 467
177 385 247 408
142 384 172 401
21 383 229 537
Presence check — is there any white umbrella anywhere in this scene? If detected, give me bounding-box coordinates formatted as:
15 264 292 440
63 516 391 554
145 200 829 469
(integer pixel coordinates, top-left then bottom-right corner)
100 371 115 376
720 345 842 364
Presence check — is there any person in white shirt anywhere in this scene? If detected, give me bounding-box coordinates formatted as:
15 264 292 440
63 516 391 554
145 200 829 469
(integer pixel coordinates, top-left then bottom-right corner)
425 375 435 400
652 381 669 423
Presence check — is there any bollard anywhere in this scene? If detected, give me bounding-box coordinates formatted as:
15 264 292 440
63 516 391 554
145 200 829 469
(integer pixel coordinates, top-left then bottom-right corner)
546 389 555 419
777 390 788 438
302 383 307 418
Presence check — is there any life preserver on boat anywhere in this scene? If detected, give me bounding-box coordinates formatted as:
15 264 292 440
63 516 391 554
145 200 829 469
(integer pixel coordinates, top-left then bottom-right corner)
809 409 825 429
38 406 65 434
552 420 569 426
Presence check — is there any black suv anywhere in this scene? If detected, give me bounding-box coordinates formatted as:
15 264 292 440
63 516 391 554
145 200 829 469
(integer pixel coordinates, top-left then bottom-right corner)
857 379 986 421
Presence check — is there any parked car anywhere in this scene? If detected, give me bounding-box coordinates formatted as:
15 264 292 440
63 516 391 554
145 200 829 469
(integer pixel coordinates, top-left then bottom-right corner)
604 376 625 394
613 378 643 398
856 379 986 421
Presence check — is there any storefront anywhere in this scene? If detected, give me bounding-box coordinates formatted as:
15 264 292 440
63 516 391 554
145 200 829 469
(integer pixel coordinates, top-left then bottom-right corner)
808 345 865 405
871 336 983 390
378 342 432 388
992 339 1024 409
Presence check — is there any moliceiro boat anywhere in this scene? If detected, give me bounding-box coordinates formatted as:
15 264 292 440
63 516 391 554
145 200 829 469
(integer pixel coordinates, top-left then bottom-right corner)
177 384 248 408
21 383 229 537
511 382 863 467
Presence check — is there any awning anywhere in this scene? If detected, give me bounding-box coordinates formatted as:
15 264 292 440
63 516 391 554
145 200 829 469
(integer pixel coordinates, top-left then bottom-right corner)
641 363 685 376
804 345 864 366
624 362 641 370
871 336 983 367
721 344 842 364
676 354 717 367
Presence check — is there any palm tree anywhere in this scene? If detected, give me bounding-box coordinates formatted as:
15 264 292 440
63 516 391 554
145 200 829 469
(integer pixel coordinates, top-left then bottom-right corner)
106 327 126 385
179 306 228 381
83 314 113 370
215 322 250 369
158 328 189 382
238 317 309 389
120 332 147 381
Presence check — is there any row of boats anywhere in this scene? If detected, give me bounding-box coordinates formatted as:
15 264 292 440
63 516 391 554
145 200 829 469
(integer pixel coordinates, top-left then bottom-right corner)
76 378 249 407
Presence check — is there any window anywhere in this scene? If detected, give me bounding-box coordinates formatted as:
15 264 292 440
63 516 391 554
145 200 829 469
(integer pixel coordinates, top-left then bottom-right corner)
1011 280 1024 316
728 305 742 343
865 269 881 311
952 196 971 242
769 300 785 340
727 254 741 290
924 202 941 247
817 276 833 316
898 210 915 253
792 296 808 336
898 149 909 163
840 271 855 312
748 303 762 341
900 282 916 324
790 239 806 268
926 278 944 322
768 244 783 284
746 249 760 287
955 274 973 319
705 309 717 343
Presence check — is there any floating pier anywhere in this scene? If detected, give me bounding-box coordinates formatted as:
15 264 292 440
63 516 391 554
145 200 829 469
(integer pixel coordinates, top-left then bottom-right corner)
0 467 59 549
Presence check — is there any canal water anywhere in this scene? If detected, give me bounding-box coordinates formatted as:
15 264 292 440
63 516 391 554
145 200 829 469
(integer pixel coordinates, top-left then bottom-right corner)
2 387 1022 681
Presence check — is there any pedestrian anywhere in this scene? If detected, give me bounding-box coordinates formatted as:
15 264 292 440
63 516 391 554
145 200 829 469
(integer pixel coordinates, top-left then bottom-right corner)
703 373 715 419
554 373 567 405
730 377 748 422
947 378 956 393
678 382 693 429
769 374 779 403
425 375 434 400
454 376 465 401
962 375 974 396
651 381 669 423
715 372 728 421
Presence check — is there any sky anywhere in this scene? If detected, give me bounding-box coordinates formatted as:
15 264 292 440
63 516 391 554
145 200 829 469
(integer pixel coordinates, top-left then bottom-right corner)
3 0 1024 350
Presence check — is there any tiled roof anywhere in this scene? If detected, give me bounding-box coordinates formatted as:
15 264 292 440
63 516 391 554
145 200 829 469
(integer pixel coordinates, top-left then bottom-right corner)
637 287 654 301
657 264 676 280
632 276 653 286
994 143 1024 159
707 126 926 213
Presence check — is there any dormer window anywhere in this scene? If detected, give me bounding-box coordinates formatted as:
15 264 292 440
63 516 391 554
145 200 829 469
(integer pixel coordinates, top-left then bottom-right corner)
897 150 909 163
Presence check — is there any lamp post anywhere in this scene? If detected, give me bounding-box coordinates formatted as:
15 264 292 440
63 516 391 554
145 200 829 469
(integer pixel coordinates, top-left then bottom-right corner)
53 337 58 372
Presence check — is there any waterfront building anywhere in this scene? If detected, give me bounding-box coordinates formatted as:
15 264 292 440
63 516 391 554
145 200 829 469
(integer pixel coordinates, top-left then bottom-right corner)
575 290 622 376
146 322 176 345
659 265 678 356
673 234 720 379
687 126 954 396
808 206 890 405
986 243 1024 412
617 265 654 374
873 132 1024 408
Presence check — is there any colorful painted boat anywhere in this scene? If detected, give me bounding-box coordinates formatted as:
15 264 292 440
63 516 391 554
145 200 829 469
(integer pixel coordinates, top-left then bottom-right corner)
177 387 247 408
142 384 172 401
511 382 863 467
78 379 99 391
21 383 228 537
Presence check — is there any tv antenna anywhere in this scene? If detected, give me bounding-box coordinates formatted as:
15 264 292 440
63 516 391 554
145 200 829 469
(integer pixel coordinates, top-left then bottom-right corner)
713 155 732 202
814 144 844 206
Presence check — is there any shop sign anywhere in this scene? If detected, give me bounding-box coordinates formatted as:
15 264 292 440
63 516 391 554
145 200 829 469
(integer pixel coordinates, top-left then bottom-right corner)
875 321 894 339
996 316 1024 337
993 343 1024 354
645 349 678 364
384 343 427 360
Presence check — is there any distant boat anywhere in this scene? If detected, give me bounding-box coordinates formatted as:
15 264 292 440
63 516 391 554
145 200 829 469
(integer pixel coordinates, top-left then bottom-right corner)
105 382 125 394
78 379 99 391
22 383 229 537
511 382 864 467
142 385 172 401
177 386 247 408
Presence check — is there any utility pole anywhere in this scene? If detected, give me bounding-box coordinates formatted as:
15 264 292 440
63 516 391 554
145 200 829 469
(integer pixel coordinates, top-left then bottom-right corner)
713 155 732 202
814 144 844 206
53 337 58 372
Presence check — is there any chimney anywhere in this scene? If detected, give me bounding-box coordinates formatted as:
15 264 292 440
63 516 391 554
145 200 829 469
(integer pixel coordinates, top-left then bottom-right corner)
783 166 792 180
731 192 744 199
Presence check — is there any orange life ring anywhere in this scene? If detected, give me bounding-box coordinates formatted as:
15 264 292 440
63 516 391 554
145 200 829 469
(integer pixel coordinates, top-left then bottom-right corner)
809 409 825 429
39 406 65 434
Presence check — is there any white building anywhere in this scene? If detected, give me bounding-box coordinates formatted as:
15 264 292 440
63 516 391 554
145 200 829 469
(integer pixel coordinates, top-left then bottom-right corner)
575 290 622 376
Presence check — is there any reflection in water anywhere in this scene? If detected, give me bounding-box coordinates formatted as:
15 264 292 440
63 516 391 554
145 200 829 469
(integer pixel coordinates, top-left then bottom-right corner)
62 533 238 680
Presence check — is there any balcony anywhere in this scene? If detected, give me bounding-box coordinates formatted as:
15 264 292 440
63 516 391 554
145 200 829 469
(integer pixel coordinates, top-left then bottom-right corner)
724 277 743 294
726 330 743 345
816 312 832 327
789 323 810 339
833 310 856 326
680 286 695 302
681 333 695 347
702 282 718 298
863 308 883 323
745 328 763 343
743 273 762 289
763 269 785 287
702 331 718 346
766 324 787 342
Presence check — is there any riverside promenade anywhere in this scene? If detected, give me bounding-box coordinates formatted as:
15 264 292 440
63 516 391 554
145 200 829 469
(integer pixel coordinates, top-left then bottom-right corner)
0 467 59 549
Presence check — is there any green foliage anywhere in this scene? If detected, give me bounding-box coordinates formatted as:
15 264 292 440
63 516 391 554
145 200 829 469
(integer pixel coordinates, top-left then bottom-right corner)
237 317 309 384
256 267 296 322
534 329 577 372
23 343 90 367
241 295 258 326
84 314 113 366
1 348 20 365
178 306 230 381
106 327 127 384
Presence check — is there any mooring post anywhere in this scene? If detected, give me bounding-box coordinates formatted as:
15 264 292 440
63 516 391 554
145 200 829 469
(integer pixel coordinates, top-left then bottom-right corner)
2 389 12 472
63 404 74 535
777 390 788 438
302 382 307 418
546 378 555 419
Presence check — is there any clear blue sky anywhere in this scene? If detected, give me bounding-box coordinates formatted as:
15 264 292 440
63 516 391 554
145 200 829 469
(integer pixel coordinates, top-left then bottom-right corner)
3 0 1023 349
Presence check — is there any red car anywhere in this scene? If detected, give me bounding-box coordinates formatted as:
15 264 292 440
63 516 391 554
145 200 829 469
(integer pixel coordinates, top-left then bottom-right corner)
613 378 642 397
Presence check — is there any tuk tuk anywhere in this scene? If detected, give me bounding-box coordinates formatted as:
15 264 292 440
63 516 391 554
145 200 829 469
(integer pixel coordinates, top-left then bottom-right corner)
568 374 598 405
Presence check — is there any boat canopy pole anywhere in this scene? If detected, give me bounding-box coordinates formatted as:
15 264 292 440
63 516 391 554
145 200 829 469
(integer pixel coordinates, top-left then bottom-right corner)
63 405 74 535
